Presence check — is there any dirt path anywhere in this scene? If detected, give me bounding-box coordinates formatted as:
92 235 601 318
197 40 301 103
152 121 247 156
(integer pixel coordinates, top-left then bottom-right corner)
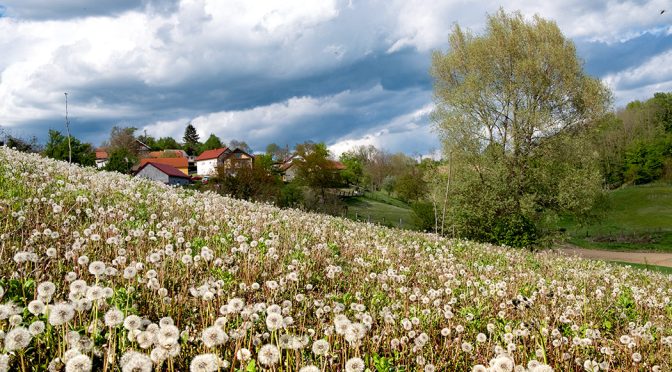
559 246 672 268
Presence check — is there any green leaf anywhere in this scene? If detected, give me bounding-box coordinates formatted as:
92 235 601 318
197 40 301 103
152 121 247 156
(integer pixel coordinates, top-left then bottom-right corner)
246 360 256 372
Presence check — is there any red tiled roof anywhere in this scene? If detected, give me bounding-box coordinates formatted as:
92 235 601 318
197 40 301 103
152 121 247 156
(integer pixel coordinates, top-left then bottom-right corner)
196 147 228 161
326 160 347 170
140 157 188 169
95 151 108 160
148 150 187 158
278 159 346 172
137 162 191 179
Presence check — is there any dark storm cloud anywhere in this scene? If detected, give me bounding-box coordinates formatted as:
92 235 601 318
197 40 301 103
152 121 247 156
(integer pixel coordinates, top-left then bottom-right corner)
577 32 672 77
2 0 672 156
0 0 178 20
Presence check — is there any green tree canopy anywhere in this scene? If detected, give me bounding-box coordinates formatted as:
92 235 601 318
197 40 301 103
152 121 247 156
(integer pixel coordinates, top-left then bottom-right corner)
294 142 342 192
338 152 364 186
431 9 611 247
137 133 158 150
5 135 41 153
202 134 223 151
43 130 95 166
183 123 201 155
155 136 181 150
104 148 136 174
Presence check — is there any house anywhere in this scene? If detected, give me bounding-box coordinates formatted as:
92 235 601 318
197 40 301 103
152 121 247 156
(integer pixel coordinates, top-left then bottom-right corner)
196 148 231 176
147 149 188 159
221 148 254 175
196 147 254 176
136 139 152 157
278 155 346 182
139 157 189 175
95 150 108 168
135 162 191 186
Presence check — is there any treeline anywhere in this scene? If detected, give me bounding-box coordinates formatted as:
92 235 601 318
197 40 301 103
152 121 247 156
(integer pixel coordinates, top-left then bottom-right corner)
593 92 672 187
212 142 430 218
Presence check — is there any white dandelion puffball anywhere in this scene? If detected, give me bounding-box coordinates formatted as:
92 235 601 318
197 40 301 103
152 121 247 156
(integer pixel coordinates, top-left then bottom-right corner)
190 353 220 372
236 348 252 361
104 308 124 327
312 339 330 356
265 312 284 331
201 326 228 348
123 315 143 331
48 303 75 326
345 357 365 372
65 354 92 372
4 327 32 351
120 351 152 372
258 344 280 366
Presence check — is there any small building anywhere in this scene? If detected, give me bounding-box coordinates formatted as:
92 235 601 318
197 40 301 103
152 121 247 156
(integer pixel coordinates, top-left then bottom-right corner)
196 148 231 176
95 150 108 169
139 157 189 175
221 148 254 176
196 147 254 176
147 149 188 159
278 156 346 182
135 162 191 186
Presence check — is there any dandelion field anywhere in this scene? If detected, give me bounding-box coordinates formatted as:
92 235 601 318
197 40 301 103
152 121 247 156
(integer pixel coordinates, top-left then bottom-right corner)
0 148 671 372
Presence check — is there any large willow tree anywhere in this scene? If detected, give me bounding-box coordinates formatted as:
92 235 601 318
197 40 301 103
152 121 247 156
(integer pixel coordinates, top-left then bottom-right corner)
431 10 611 247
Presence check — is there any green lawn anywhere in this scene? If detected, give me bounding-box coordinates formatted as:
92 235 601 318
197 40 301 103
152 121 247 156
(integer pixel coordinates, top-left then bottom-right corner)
608 260 672 275
342 193 417 230
563 183 672 251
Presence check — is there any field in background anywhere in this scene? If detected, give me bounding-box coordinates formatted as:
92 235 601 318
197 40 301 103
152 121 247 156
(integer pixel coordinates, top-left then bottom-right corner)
341 191 418 230
562 183 672 251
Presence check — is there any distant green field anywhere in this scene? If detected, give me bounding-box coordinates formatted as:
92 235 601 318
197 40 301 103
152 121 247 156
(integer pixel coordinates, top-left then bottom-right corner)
342 192 418 230
563 183 672 251
608 261 672 275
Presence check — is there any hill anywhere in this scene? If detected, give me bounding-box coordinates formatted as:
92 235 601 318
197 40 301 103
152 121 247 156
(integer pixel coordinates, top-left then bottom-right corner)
343 191 417 230
562 183 672 251
1 147 671 371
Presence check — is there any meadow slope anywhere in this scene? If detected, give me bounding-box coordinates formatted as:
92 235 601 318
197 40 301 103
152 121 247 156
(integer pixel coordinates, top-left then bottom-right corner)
0 147 671 371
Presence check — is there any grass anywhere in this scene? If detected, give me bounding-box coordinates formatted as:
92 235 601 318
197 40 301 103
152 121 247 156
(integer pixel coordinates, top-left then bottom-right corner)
562 182 672 251
342 192 417 230
608 260 672 275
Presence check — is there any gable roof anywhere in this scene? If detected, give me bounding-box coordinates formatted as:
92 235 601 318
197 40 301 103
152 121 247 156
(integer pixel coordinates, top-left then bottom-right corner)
326 160 347 170
95 151 108 160
148 150 187 158
196 147 229 161
277 158 346 172
137 162 191 179
139 157 188 169
224 147 255 159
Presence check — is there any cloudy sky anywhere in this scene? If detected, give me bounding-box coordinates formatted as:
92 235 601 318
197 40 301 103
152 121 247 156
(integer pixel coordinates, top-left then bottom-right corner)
1 0 672 156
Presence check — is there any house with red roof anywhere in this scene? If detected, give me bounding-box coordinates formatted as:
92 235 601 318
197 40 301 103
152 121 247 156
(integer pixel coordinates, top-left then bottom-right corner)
139 157 189 175
95 149 108 169
135 162 191 186
278 155 346 182
196 147 254 176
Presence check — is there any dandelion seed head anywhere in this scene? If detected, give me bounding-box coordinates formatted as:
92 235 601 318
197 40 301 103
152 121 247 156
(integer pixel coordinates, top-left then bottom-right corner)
258 344 280 366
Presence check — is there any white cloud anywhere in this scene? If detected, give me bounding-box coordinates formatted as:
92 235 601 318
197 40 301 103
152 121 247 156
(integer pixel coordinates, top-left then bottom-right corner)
603 49 672 104
142 89 350 147
1 0 671 154
329 103 436 156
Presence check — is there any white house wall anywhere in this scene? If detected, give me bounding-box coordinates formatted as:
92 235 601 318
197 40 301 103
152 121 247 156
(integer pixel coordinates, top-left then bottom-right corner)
197 159 219 176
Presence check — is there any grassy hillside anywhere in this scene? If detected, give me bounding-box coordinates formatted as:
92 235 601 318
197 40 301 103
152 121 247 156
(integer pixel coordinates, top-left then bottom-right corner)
563 183 672 251
343 191 417 230
1 148 672 371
